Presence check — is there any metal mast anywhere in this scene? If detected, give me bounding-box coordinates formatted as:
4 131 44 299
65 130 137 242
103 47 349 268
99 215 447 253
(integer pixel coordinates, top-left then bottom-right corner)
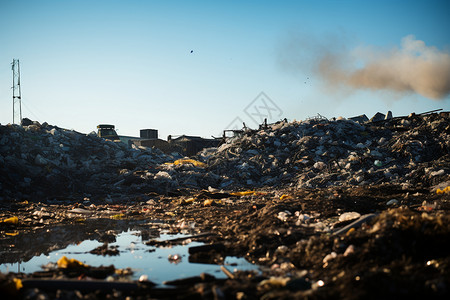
12 59 22 124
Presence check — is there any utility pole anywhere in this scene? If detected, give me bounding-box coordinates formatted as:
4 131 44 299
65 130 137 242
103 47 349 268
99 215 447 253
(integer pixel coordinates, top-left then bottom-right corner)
12 59 22 124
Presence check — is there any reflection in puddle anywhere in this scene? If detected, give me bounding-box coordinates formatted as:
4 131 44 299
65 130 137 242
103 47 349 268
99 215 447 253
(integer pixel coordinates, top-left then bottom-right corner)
1 227 258 284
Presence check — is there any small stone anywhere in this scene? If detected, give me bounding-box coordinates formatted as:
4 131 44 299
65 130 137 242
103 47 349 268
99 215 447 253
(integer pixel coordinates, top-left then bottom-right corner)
387 199 399 206
339 212 361 222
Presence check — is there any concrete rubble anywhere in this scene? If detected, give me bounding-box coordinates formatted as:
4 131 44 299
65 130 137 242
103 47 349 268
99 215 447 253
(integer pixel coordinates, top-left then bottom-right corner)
1 112 449 201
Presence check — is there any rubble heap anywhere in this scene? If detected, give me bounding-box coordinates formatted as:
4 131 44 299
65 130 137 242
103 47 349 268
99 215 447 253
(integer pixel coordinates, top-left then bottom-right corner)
202 112 450 189
1 112 449 201
0 121 173 201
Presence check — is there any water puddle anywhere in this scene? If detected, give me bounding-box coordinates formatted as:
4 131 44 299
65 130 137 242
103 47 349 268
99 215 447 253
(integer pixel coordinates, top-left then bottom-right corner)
0 220 258 285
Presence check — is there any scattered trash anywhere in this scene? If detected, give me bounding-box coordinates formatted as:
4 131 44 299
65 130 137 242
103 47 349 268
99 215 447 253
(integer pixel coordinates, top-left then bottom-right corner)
230 191 256 196
323 252 337 267
279 194 291 200
436 186 450 194
57 256 89 269
333 213 378 236
2 112 449 200
167 254 182 264
277 211 291 222
203 199 214 206
387 199 399 206
339 212 361 222
0 216 18 225
312 279 325 289
343 245 355 257
172 159 207 168
0 111 449 299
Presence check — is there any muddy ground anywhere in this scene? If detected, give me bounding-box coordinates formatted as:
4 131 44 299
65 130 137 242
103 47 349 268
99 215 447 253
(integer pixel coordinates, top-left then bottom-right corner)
1 184 449 299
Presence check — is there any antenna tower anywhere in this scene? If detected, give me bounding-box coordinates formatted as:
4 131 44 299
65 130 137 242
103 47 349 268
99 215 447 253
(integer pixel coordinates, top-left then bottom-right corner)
12 59 22 124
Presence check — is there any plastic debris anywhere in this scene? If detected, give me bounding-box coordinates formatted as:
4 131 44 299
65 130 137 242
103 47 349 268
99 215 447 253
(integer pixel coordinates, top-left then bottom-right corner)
323 252 337 264
138 275 149 282
168 254 182 264
230 191 256 196
203 199 214 206
339 212 361 222
111 214 125 220
277 211 291 222
57 256 89 269
343 245 355 256
279 194 291 200
312 280 325 289
436 186 450 194
5 231 19 236
172 159 207 168
0 216 18 225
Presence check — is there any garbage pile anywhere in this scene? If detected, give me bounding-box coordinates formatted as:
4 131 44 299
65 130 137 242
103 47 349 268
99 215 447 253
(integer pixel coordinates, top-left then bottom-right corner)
1 112 449 201
0 120 173 201
202 112 450 189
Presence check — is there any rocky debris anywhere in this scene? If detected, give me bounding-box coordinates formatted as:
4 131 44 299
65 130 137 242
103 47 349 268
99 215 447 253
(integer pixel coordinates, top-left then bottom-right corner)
2 113 449 202
1 184 449 299
202 112 450 189
0 120 174 201
1 112 449 204
1 112 449 299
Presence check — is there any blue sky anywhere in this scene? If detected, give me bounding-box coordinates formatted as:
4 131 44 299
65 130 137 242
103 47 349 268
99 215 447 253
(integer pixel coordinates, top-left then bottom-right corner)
1 0 449 139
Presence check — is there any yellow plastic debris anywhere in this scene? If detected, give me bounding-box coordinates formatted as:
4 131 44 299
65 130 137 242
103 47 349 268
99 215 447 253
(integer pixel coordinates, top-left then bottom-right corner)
179 197 195 205
115 268 133 276
279 194 291 200
1 216 18 225
169 159 207 168
346 228 356 236
57 256 89 269
13 278 23 290
111 213 125 220
436 186 450 194
230 191 256 196
203 199 214 206
5 231 19 236
2 277 23 295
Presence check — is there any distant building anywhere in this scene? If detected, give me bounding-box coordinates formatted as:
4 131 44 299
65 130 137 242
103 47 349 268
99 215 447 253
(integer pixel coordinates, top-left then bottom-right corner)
168 135 221 157
129 129 221 156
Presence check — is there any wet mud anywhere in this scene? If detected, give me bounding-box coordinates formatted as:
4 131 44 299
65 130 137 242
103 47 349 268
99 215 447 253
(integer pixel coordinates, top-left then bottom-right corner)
1 185 449 299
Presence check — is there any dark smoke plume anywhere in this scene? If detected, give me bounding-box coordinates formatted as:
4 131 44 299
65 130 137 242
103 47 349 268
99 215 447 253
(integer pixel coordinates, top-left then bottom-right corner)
279 34 450 100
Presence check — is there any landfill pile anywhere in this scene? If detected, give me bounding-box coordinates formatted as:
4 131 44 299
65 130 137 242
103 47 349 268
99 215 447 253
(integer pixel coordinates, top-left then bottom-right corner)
1 113 450 202
0 120 173 201
1 112 450 299
203 112 450 189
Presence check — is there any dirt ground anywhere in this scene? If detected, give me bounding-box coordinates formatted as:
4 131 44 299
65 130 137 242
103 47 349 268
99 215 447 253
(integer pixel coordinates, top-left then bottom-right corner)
1 184 449 299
